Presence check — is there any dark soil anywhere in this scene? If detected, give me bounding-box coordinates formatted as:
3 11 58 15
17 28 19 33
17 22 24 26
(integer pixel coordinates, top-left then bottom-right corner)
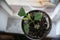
28 17 47 38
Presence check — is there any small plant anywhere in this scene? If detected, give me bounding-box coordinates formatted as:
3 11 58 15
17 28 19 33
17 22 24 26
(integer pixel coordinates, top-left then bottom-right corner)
18 7 43 33
18 7 51 39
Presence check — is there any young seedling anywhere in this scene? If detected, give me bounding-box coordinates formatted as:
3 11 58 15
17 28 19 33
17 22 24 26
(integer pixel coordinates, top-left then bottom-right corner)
18 7 43 33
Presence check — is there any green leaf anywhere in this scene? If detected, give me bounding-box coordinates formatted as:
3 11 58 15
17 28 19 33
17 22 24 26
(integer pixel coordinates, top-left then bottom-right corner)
24 24 29 34
18 7 26 16
34 13 42 20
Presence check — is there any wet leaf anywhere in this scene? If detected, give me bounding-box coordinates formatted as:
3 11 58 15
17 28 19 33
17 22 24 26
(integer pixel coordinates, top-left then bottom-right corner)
18 7 26 16
34 13 42 20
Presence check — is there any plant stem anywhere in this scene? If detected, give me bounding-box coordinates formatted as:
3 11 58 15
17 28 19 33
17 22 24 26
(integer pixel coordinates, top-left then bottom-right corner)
28 20 35 25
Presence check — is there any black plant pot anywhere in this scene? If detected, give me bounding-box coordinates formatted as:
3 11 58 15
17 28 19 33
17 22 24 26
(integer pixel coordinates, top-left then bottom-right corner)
22 10 52 40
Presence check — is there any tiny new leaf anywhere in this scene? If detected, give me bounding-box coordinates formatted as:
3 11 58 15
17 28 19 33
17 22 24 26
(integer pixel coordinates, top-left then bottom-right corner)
22 18 28 20
23 14 31 20
27 14 31 20
18 7 26 16
34 13 42 20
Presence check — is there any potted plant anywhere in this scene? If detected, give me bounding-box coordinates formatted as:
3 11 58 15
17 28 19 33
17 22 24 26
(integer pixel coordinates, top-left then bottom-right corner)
18 7 52 40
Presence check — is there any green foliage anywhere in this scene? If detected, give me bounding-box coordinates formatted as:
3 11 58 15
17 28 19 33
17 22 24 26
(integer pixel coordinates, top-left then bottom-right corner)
34 13 42 20
18 7 43 32
24 24 29 34
22 13 31 20
18 7 26 16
